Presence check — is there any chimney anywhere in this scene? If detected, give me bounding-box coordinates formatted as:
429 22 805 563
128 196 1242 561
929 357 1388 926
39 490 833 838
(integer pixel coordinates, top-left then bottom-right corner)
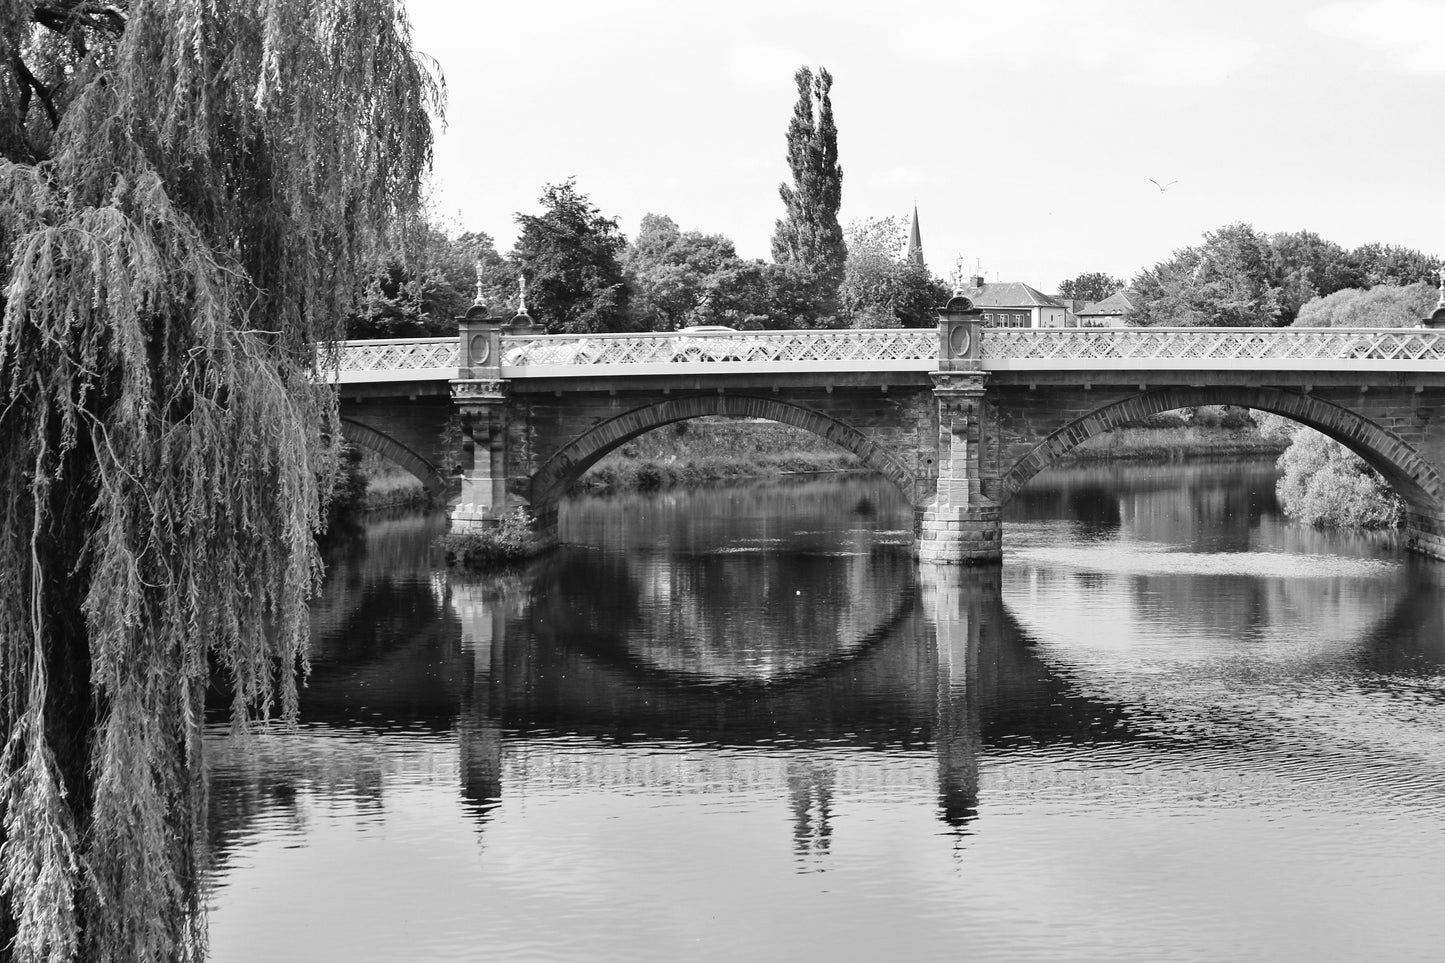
971 275 985 289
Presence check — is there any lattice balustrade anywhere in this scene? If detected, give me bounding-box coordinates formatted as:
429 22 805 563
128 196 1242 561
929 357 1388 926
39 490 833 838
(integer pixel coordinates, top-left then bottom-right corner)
327 338 460 383
981 327 1445 370
500 329 938 373
326 326 1445 385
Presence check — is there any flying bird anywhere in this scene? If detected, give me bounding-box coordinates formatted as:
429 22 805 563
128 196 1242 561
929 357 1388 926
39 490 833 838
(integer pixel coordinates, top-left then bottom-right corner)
1150 178 1178 192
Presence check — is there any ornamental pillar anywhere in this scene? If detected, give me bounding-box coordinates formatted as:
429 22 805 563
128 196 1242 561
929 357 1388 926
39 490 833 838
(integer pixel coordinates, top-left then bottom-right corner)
917 294 1001 564
451 300 512 530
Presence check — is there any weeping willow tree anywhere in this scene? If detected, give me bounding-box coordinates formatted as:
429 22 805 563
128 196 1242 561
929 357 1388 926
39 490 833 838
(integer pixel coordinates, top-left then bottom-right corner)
0 1 438 959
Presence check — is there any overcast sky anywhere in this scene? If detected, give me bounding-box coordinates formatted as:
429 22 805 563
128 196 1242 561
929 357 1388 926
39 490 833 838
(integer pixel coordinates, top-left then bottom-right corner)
407 0 1444 293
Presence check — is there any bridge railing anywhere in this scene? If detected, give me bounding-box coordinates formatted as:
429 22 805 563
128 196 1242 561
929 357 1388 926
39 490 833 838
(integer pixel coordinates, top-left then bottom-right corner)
498 328 939 376
326 326 1445 383
325 337 459 384
980 326 1445 371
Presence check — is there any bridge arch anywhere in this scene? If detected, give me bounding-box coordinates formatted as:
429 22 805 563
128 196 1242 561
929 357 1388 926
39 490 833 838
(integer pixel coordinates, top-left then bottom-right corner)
340 418 452 499
529 394 918 511
994 385 1445 517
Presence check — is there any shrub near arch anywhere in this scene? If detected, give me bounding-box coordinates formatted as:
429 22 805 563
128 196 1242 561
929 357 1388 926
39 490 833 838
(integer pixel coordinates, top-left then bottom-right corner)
529 394 919 512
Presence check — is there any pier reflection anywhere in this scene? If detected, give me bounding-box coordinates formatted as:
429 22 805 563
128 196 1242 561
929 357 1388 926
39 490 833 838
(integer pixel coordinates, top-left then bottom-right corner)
207 469 1444 869
204 471 1445 963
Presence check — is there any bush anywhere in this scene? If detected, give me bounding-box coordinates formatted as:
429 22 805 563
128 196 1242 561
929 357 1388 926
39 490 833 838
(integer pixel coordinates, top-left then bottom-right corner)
1276 429 1403 529
439 509 544 567
634 461 665 491
1294 282 1435 328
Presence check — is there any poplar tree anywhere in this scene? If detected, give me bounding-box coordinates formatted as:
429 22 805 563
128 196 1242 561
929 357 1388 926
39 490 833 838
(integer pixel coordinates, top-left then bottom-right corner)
0 2 437 960
770 66 846 323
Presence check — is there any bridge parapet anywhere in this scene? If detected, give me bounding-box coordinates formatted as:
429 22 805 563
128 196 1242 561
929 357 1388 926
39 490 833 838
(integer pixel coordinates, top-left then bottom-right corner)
327 325 1445 384
327 337 459 384
982 326 1445 371
497 328 938 377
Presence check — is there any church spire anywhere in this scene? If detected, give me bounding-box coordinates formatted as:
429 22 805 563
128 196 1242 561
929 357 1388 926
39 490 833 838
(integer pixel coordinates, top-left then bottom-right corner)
907 204 924 269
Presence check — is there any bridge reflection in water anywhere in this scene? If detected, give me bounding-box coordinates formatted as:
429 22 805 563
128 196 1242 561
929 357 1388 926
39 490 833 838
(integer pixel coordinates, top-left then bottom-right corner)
451 544 992 841
211 476 1439 870
204 471 1445 962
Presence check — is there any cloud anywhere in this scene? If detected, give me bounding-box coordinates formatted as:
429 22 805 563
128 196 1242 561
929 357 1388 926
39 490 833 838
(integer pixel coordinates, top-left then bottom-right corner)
1309 0 1445 73
727 43 809 88
870 166 935 188
892 1 1260 88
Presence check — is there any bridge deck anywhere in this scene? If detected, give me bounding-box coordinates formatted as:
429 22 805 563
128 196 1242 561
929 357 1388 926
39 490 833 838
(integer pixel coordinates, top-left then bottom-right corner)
330 326 1445 385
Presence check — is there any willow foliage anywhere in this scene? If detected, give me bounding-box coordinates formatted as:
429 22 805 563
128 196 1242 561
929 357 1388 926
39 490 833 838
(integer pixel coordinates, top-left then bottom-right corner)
0 2 437 959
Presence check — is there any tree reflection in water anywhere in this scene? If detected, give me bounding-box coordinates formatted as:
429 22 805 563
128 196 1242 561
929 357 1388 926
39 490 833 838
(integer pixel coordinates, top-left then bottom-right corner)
203 469 1445 963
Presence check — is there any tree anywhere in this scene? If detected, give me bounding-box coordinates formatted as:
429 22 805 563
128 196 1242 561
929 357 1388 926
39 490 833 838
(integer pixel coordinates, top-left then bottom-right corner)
838 216 948 328
1276 429 1403 528
1057 272 1126 303
0 3 436 959
1293 281 1437 328
691 259 814 330
1266 230 1352 324
350 225 513 339
1346 242 1437 288
771 66 846 325
623 214 740 331
512 179 631 334
1130 223 1282 326
1128 247 1210 326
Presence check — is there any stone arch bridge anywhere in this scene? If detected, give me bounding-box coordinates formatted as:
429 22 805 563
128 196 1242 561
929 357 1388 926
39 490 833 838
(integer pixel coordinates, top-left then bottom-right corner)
332 307 1445 563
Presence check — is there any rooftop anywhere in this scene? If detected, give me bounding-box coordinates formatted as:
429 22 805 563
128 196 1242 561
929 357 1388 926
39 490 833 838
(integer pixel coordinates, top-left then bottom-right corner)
956 281 1063 309
1076 291 1136 316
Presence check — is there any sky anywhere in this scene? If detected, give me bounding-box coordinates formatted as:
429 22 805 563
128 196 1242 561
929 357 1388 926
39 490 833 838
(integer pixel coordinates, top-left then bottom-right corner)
406 0 1445 294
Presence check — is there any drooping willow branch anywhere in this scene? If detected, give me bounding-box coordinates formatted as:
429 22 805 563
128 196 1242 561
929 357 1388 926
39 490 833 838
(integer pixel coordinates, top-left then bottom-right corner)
0 1 440 960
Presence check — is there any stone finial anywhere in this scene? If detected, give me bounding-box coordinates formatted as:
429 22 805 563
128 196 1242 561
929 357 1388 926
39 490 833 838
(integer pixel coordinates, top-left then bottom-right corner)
508 273 538 332
473 259 486 307
1436 265 1445 308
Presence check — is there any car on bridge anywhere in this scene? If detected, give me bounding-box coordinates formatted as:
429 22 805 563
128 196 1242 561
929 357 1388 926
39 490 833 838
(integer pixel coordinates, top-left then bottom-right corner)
672 325 744 363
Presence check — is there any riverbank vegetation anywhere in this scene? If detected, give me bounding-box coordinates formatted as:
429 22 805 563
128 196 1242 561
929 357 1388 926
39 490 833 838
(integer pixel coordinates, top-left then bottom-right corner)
570 411 1283 496
1276 430 1403 529
573 419 856 494
343 411 1286 511
438 509 546 567
1256 415 1405 529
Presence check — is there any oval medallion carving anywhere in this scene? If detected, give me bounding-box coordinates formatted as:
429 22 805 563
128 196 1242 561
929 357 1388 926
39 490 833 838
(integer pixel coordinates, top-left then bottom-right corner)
471 334 490 365
949 325 971 357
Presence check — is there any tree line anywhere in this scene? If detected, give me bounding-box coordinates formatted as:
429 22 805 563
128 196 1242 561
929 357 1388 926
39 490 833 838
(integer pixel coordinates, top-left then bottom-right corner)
1059 223 1438 329
352 66 947 339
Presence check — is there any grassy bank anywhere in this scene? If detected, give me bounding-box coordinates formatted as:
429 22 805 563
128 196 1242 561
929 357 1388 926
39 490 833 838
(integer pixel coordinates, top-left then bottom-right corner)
352 450 430 511
346 410 1285 506
1068 424 1285 462
576 411 1283 494
573 418 856 494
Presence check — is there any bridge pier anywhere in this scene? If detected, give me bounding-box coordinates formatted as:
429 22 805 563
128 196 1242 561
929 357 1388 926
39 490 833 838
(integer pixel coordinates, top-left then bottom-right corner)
1406 509 1445 561
917 301 1002 565
451 383 512 530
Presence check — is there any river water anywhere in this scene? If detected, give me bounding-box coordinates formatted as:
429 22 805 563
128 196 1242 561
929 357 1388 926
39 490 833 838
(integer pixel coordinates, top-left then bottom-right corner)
204 460 1445 962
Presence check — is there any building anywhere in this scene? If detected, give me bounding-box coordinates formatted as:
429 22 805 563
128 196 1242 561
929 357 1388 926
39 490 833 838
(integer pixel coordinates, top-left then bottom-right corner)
1073 291 1135 328
956 277 1068 328
907 205 924 269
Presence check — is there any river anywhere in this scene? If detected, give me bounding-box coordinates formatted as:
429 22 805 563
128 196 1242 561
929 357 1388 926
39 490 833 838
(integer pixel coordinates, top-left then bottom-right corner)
203 459 1445 962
